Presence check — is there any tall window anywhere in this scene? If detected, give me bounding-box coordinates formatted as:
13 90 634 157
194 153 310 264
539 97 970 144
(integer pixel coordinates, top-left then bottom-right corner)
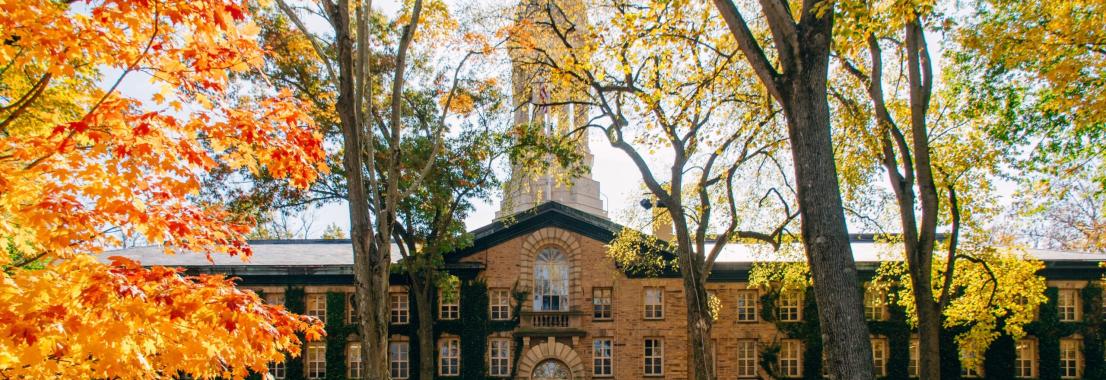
1060 339 1083 379
644 287 664 320
439 337 460 376
1016 339 1037 378
389 341 410 379
778 290 802 322
490 289 511 320
871 337 888 378
1059 289 1081 321
961 350 982 378
439 289 459 320
390 292 409 324
778 340 802 378
268 361 286 380
534 248 569 311
306 294 327 322
864 285 887 321
908 338 919 378
593 287 613 320
736 290 758 322
306 342 326 379
347 342 362 379
593 338 613 377
737 339 758 378
644 338 664 376
347 293 359 324
489 338 511 377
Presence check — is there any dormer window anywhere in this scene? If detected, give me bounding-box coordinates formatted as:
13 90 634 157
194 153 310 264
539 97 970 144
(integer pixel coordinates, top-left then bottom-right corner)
534 248 569 311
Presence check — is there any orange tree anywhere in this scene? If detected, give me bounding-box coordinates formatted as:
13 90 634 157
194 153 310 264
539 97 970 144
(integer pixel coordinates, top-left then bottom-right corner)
0 0 326 378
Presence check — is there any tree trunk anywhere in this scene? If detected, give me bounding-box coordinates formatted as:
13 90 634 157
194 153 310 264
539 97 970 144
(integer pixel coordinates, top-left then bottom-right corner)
710 1 875 377
670 209 716 380
325 0 389 378
412 277 436 380
779 20 875 380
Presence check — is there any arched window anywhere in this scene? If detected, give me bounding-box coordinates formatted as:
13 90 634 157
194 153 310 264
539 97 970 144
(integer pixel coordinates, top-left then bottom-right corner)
531 360 571 380
534 248 569 311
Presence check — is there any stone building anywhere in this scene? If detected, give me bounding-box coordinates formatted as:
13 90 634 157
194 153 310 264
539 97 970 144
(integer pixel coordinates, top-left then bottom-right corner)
113 198 1106 380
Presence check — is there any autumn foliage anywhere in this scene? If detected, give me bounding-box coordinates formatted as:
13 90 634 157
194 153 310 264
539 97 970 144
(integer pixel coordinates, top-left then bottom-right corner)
1 0 325 378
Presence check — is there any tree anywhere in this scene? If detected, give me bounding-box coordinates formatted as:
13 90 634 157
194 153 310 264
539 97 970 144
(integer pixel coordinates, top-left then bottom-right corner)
0 0 326 378
709 0 876 377
269 1 473 377
508 1 797 378
830 3 951 377
1011 166 1106 253
321 223 349 240
956 0 1106 188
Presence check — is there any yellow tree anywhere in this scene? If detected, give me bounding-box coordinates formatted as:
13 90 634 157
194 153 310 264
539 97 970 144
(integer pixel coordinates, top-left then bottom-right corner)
956 0 1106 188
0 0 326 378
509 1 796 379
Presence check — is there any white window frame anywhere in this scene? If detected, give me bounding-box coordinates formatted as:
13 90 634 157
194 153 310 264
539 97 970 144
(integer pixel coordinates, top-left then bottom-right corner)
490 289 511 321
1016 339 1037 378
644 338 664 376
737 339 758 378
347 293 359 325
439 289 460 320
961 350 982 378
909 337 919 378
778 290 802 322
439 337 460 376
1059 289 1081 322
265 292 285 307
644 287 664 320
593 338 613 377
347 342 363 379
1060 339 1083 379
593 287 613 320
390 291 409 324
306 293 327 322
390 341 410 379
268 360 286 380
489 338 511 377
736 290 758 322
864 285 887 321
533 248 570 311
778 339 802 378
306 342 326 379
871 337 888 378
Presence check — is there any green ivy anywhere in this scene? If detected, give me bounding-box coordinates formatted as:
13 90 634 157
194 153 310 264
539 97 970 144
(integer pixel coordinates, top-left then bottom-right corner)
763 286 912 380
284 287 306 380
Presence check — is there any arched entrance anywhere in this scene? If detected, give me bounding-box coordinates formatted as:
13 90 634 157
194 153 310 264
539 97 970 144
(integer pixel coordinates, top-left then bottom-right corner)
531 359 571 380
516 340 586 379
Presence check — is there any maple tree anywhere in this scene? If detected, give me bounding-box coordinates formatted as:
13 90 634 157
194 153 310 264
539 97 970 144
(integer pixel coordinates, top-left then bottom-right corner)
0 0 326 378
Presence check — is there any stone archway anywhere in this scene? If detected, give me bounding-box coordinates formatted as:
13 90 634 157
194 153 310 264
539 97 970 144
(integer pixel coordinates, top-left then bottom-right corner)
518 228 583 311
516 340 586 380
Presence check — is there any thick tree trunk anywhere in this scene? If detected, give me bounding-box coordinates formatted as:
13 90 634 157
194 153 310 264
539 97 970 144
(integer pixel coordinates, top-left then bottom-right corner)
412 278 436 380
670 210 716 380
710 1 875 377
326 0 389 378
364 246 392 380
779 21 875 380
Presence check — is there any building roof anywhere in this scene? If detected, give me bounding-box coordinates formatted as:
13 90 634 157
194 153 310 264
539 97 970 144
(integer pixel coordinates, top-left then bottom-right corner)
105 201 1105 280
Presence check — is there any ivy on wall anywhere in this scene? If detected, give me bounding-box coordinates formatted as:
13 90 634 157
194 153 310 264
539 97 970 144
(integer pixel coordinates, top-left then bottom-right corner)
762 286 911 380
